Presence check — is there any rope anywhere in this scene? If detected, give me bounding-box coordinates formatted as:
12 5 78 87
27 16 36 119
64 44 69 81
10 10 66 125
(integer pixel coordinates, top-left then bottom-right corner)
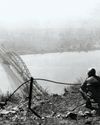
34 78 81 85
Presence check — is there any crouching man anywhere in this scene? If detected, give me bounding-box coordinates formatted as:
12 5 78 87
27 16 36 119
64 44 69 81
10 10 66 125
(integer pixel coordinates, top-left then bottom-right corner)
79 68 100 109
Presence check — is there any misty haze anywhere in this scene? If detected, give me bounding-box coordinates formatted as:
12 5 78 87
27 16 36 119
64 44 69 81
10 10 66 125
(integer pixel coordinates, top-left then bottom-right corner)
0 0 99 94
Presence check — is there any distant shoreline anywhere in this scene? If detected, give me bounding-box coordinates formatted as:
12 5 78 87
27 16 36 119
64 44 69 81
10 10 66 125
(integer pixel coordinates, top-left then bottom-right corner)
18 48 100 55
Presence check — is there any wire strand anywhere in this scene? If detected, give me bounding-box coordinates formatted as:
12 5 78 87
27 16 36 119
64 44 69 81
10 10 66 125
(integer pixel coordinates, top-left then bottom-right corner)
6 77 81 103
34 78 81 85
6 79 30 102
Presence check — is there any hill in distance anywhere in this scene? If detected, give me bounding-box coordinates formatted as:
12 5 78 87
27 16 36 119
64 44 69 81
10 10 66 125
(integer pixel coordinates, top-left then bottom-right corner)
0 26 100 55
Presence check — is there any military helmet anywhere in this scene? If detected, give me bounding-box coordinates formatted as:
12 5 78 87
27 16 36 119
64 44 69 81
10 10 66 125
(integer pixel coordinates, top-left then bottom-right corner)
88 68 96 77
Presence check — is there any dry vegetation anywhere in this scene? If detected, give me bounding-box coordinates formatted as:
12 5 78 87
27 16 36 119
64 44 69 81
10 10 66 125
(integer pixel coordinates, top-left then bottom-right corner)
0 84 100 125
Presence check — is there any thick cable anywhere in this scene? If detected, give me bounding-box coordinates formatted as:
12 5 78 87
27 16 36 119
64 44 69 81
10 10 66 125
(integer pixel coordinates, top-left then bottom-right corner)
34 78 81 85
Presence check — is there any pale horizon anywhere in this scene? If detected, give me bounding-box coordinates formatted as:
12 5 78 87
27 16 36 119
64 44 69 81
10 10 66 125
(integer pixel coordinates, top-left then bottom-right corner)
0 0 99 30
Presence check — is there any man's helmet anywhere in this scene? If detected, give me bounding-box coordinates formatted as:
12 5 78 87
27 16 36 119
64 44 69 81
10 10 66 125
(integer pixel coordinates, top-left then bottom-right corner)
88 68 96 77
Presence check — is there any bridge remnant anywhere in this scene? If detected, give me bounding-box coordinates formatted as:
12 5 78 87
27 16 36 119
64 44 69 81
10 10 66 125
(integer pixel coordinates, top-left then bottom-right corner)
0 46 44 96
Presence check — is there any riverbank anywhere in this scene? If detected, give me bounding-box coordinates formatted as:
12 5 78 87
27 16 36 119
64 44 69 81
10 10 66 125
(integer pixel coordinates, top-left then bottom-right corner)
0 85 100 125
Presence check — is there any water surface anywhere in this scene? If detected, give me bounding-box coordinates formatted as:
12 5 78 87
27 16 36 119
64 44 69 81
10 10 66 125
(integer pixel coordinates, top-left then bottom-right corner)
0 50 100 94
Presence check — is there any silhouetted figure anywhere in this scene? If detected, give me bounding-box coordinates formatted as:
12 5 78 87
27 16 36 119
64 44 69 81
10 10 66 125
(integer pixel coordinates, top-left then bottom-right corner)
79 68 100 109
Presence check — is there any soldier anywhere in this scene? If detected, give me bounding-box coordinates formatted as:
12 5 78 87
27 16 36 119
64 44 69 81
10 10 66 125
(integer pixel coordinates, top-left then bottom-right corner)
79 68 100 109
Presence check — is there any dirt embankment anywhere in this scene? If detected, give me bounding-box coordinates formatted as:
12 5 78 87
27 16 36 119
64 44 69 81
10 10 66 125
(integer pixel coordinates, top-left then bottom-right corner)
0 86 100 125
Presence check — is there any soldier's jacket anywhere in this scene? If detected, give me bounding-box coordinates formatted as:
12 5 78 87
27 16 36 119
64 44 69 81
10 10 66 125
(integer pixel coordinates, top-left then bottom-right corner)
81 75 100 102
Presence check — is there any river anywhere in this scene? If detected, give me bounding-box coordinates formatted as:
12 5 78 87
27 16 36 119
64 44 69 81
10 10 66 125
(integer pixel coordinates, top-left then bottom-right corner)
0 50 100 94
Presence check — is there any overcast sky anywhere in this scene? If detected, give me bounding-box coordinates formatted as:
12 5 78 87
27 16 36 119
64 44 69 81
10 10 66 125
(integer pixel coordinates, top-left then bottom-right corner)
0 0 100 29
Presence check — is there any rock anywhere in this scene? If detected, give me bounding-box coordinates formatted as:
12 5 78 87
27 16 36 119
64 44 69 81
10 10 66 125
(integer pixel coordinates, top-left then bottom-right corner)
12 106 19 111
41 117 45 120
78 111 84 117
84 111 92 117
0 110 9 115
66 112 77 120
91 110 96 115
85 120 92 124
56 114 62 118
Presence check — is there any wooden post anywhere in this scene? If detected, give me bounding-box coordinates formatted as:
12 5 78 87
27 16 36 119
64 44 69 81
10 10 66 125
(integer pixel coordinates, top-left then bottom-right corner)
28 77 33 109
28 77 41 119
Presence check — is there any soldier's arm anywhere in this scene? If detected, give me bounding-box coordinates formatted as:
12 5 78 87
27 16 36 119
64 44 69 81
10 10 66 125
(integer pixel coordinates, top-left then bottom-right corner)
80 80 87 92
79 81 89 100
